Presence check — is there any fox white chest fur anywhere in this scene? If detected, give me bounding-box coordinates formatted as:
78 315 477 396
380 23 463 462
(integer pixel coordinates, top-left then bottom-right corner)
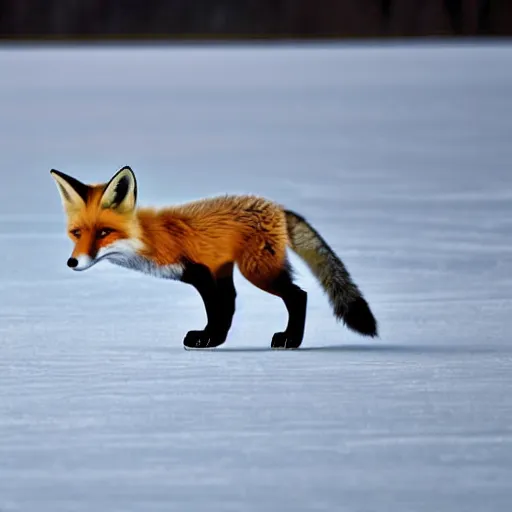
107 252 184 280
97 239 185 280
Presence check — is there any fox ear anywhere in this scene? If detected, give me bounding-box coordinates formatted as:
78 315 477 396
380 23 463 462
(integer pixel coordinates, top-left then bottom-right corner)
50 169 89 213
100 166 137 212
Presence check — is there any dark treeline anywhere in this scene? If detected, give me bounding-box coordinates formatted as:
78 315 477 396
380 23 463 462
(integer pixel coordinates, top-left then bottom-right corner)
0 0 510 39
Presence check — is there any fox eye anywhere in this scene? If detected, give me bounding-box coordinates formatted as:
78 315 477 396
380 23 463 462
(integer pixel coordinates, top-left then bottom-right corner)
70 229 81 239
97 228 114 239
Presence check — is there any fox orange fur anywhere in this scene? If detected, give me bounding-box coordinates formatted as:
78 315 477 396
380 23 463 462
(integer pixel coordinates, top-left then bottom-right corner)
51 166 377 349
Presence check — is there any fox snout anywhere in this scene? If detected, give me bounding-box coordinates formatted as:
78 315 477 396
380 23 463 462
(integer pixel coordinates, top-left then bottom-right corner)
66 253 94 271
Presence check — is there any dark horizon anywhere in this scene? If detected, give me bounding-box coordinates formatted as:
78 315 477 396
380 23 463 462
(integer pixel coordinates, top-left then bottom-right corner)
0 0 510 40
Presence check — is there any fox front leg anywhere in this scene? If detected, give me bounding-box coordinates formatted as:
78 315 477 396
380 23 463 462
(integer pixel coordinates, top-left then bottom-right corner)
180 263 233 349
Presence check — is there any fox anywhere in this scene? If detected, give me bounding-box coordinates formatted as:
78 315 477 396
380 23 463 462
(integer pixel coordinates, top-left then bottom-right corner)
50 165 378 349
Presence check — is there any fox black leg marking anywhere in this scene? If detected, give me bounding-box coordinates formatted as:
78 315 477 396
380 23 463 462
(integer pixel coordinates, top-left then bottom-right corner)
180 263 223 348
216 271 237 335
268 268 308 350
180 263 235 349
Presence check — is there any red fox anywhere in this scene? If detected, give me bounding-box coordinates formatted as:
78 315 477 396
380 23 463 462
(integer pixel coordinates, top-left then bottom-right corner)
50 166 377 349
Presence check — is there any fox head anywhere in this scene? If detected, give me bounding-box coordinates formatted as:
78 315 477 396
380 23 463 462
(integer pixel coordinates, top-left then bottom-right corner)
50 166 142 271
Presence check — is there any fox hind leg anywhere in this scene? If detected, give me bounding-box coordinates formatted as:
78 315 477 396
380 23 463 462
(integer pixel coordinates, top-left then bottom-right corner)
238 256 307 349
266 266 307 349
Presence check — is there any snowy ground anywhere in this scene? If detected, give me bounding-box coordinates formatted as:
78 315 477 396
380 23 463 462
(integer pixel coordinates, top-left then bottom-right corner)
1 42 511 511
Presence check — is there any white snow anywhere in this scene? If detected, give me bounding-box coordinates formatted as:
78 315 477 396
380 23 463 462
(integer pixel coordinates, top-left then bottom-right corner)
0 42 511 512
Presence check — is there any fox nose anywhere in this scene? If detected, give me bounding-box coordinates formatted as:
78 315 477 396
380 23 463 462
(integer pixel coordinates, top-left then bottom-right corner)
67 257 78 268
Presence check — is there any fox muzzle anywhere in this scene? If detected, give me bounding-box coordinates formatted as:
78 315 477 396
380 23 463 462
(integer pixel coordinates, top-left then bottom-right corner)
67 254 94 271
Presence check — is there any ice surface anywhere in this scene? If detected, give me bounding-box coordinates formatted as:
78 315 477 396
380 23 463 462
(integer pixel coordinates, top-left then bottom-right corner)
0 42 511 511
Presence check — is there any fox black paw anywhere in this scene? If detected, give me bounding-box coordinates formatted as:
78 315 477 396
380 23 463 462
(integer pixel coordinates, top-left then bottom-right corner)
271 332 303 350
183 330 226 349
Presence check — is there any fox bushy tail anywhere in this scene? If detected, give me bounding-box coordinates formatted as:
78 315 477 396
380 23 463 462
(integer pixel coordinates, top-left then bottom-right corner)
285 210 378 337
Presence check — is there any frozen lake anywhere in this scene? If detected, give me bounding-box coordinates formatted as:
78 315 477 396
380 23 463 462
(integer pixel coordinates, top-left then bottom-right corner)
1 42 511 511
